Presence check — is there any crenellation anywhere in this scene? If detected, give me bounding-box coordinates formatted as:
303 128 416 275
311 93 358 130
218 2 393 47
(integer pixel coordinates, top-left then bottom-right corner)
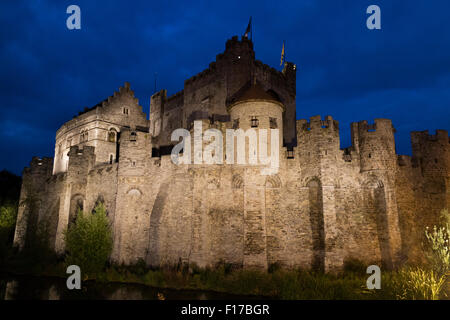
14 35 449 272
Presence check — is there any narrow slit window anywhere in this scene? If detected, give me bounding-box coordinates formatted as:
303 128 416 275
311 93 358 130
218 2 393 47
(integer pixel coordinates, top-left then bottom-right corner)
251 116 259 128
270 117 277 129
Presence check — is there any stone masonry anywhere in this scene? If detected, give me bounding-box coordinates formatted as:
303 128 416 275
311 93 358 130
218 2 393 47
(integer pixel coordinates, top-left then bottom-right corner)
13 36 450 272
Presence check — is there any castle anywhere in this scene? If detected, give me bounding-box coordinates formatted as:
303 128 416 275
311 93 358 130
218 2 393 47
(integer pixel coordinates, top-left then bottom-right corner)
13 36 449 272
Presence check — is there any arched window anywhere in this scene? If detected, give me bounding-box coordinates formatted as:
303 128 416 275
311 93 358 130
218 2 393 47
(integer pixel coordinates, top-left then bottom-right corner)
108 129 116 142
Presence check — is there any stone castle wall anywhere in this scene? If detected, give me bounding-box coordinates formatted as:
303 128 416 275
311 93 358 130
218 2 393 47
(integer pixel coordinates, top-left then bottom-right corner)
13 37 449 272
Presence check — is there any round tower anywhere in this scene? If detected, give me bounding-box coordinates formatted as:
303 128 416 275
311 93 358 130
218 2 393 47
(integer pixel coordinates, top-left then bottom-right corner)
227 81 284 166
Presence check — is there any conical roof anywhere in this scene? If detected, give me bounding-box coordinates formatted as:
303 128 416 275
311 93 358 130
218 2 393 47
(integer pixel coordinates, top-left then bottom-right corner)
234 82 280 103
227 81 284 112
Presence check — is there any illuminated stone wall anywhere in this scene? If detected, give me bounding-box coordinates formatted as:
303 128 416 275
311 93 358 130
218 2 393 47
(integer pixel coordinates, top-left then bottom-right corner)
13 37 449 272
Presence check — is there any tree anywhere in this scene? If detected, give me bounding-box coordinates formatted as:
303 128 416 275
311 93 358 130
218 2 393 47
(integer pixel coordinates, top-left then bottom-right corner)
64 203 113 276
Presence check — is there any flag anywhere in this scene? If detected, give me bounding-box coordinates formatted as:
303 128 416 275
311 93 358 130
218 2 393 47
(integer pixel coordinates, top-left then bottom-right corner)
280 40 285 66
244 17 252 39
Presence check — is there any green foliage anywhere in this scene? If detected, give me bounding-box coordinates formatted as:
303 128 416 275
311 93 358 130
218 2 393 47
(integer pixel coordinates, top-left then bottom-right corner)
424 209 450 276
0 205 18 230
380 267 445 300
64 203 113 276
0 204 18 266
343 258 367 276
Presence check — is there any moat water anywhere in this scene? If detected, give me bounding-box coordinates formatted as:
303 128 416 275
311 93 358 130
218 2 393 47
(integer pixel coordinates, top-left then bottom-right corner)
0 274 263 300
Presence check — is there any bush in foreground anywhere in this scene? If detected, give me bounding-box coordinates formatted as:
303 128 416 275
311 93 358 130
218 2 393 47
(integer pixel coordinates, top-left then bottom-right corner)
424 209 450 277
64 203 113 276
379 267 445 300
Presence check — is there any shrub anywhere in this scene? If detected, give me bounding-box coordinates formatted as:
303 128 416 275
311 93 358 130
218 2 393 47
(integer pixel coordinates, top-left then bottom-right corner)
0 204 18 266
64 203 113 277
383 267 445 300
424 209 450 276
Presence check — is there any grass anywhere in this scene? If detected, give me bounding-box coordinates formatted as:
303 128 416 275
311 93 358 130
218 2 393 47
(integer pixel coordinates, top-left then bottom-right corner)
2 254 448 299
91 260 448 300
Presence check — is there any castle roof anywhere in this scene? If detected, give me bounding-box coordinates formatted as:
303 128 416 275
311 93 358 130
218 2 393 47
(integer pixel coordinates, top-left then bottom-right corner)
227 81 284 111
235 82 280 103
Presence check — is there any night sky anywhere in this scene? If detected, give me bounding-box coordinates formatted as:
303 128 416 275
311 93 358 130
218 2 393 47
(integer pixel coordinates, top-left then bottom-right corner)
1 0 449 175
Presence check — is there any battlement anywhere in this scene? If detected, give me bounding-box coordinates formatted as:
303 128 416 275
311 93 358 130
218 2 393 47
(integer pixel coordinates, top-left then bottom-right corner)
297 115 339 133
224 35 254 51
151 89 167 100
23 157 53 180
254 60 283 80
355 119 395 134
68 145 95 157
185 61 218 85
28 156 53 171
411 129 449 143
167 90 184 102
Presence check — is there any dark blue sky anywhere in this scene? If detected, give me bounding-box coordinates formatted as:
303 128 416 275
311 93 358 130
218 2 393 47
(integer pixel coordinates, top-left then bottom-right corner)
1 0 449 175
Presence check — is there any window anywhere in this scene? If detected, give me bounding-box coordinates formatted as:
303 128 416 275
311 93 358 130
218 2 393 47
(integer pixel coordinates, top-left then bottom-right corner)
108 129 116 142
130 131 137 141
80 130 89 142
251 116 259 128
287 149 294 159
109 154 114 164
123 108 129 115
270 117 277 129
131 160 136 167
233 118 239 129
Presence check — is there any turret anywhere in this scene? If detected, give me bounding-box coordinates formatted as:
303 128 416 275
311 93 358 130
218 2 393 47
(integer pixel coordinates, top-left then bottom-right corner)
411 129 450 177
67 146 96 179
227 81 283 167
118 128 152 174
149 89 166 138
352 119 396 172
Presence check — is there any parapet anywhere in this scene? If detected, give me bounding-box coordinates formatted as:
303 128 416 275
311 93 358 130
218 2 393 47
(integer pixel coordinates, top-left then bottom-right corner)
22 156 53 179
185 60 218 85
29 156 53 171
297 115 339 133
411 129 449 144
355 119 395 134
68 145 95 157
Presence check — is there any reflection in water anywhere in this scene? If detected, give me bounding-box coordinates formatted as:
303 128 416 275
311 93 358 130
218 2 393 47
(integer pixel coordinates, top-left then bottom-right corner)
4 280 18 300
0 274 265 300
